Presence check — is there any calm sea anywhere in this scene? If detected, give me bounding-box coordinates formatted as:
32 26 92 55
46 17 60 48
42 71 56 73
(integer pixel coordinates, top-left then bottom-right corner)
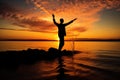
0 41 120 80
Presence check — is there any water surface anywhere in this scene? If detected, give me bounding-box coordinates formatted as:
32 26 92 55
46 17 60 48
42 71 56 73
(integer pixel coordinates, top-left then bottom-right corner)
0 41 120 80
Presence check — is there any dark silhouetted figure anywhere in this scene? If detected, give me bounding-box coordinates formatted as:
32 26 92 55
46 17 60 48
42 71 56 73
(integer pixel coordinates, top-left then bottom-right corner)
52 14 77 51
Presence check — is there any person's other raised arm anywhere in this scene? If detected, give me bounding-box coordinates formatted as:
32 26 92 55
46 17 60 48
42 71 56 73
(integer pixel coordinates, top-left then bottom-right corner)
65 18 77 26
52 14 58 26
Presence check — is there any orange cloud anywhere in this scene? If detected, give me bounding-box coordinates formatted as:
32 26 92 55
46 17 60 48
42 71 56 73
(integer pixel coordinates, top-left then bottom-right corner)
25 0 119 36
0 2 56 33
1 0 120 36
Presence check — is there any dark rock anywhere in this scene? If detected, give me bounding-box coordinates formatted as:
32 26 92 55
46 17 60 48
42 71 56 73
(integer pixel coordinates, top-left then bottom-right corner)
0 47 81 69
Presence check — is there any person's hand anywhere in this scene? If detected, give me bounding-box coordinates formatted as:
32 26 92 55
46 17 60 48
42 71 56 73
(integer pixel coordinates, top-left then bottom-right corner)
72 18 77 22
52 14 55 18
74 18 77 21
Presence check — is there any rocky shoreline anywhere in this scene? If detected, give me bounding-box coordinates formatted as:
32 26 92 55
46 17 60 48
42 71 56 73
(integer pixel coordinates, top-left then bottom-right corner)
0 48 80 68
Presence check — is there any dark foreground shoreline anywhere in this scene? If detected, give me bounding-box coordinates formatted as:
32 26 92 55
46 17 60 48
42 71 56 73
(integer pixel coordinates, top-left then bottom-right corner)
0 47 80 68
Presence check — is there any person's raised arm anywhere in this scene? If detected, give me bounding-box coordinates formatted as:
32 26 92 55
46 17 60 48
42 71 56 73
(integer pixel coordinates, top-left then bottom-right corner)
52 14 58 26
64 18 77 26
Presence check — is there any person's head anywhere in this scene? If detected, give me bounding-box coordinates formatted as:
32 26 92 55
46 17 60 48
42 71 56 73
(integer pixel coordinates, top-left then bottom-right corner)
60 18 64 24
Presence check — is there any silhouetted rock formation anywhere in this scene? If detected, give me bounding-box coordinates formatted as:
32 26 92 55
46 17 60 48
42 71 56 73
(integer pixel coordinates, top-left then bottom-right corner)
0 47 80 69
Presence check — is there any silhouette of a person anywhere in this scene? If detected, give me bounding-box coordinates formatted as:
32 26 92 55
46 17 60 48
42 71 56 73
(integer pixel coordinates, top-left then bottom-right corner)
52 14 77 51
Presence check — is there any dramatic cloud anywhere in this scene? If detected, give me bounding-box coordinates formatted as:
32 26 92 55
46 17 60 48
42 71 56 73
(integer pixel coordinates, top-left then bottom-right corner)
0 2 56 33
0 2 19 20
0 0 120 35
26 0 120 34
17 18 56 32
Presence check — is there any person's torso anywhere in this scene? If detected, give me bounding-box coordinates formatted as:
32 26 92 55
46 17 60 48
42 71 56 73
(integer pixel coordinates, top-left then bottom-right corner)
57 24 66 36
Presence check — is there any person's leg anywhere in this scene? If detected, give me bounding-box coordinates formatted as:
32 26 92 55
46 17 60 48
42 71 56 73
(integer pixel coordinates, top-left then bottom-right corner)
58 36 64 51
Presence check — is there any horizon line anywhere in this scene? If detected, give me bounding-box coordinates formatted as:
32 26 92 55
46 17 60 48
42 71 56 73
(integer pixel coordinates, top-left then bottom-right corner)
0 38 120 41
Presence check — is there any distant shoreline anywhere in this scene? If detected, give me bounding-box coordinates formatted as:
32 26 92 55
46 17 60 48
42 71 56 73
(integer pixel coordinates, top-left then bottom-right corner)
0 39 120 42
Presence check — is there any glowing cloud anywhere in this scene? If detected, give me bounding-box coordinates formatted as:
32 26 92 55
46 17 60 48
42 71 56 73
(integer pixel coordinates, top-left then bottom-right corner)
26 0 120 35
0 0 120 36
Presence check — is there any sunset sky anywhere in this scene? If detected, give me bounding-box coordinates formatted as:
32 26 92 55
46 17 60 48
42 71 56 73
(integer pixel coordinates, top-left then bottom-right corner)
0 0 120 40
